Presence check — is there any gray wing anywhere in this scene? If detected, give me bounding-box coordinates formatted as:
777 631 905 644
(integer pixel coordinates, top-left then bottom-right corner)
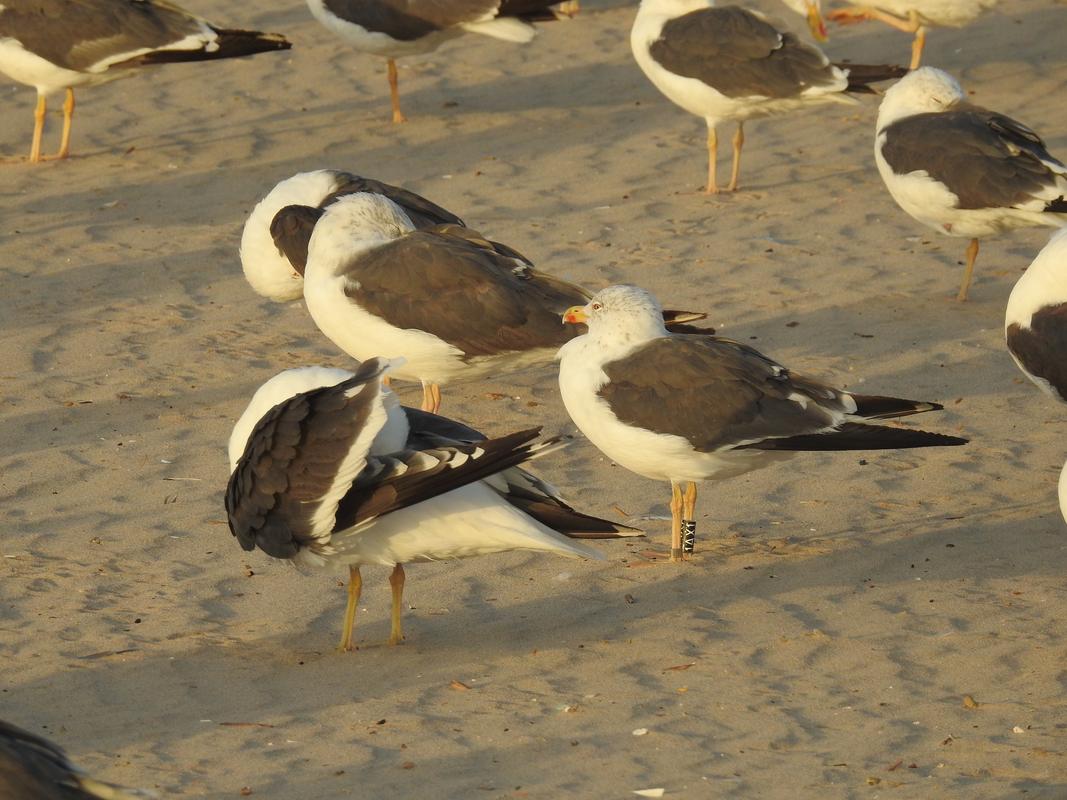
225 359 391 559
322 0 503 38
599 336 850 452
649 5 840 99
341 225 588 357
880 108 1067 210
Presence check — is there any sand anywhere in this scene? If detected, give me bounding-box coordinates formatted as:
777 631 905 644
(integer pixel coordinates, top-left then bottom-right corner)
2 0 1067 796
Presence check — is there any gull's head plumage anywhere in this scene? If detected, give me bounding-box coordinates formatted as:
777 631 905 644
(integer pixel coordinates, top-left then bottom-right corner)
878 67 965 129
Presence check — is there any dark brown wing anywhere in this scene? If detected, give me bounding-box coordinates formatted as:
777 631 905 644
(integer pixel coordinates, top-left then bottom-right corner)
649 5 841 99
225 359 391 559
341 226 588 357
880 108 1067 210
332 428 548 530
1007 303 1067 401
322 0 502 39
0 0 287 71
323 174 466 229
599 335 849 452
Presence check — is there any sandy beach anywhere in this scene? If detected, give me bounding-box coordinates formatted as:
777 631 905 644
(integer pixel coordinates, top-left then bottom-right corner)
2 0 1067 796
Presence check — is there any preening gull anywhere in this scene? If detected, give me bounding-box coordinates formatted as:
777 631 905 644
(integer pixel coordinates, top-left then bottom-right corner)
226 362 639 651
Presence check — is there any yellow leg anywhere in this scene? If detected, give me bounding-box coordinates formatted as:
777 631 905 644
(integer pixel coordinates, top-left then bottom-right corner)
910 21 927 69
727 122 744 193
705 123 718 195
30 93 46 164
681 481 698 559
381 375 391 388
420 381 433 412
388 59 407 124
669 482 684 562
429 383 441 414
957 238 979 302
338 565 362 652
56 88 74 160
388 564 405 646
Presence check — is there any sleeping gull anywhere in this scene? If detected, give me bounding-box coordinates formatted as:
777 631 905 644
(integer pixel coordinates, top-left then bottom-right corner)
240 169 464 302
875 67 1067 301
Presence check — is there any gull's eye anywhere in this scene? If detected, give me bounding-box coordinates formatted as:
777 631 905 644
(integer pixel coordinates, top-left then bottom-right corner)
591 302 602 311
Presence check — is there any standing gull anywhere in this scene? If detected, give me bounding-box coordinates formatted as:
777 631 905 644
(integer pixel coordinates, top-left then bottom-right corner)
875 68 1067 301
829 0 997 69
226 362 638 651
240 169 464 302
631 0 903 193
0 0 290 163
294 192 709 413
305 0 564 123
1004 229 1067 525
558 285 967 561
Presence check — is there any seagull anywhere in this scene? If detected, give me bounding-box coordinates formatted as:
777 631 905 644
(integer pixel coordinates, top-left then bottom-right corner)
0 718 154 799
1005 228 1067 525
305 0 565 123
295 192 710 413
226 362 638 651
0 0 290 163
558 284 968 561
875 67 1067 302
630 0 904 194
1006 228 1067 403
828 0 997 69
240 169 465 302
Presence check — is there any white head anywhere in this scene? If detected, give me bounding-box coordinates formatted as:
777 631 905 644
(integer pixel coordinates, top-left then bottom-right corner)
239 170 346 301
562 284 669 347
305 193 416 274
877 67 966 130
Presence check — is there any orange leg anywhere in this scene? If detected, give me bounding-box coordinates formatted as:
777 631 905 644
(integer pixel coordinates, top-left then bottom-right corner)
56 88 74 159
338 565 362 652
388 564 405 646
910 20 927 69
669 482 684 561
387 59 407 124
727 122 744 193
